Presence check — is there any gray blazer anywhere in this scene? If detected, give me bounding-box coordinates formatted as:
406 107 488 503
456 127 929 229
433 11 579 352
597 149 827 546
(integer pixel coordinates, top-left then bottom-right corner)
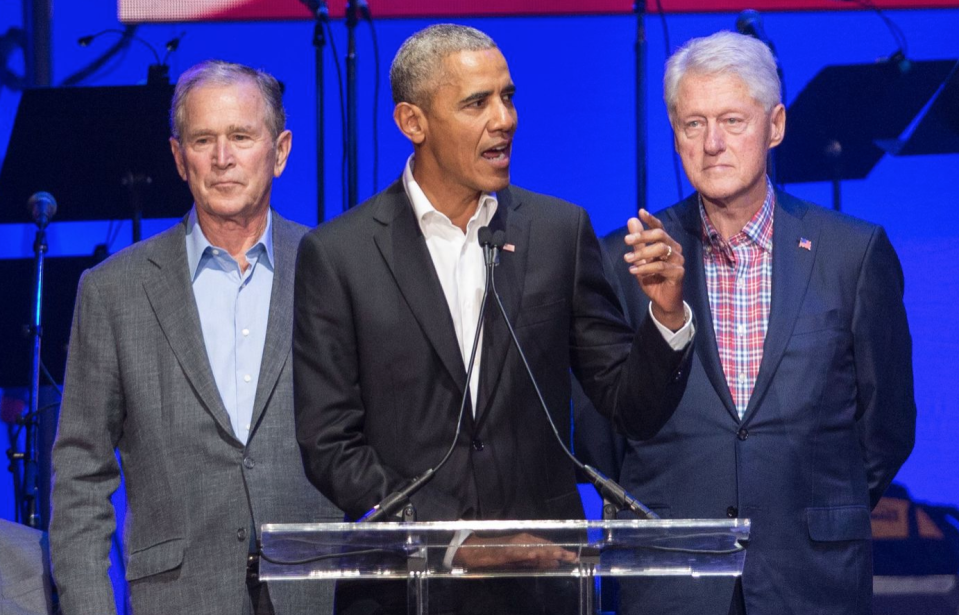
50 212 340 615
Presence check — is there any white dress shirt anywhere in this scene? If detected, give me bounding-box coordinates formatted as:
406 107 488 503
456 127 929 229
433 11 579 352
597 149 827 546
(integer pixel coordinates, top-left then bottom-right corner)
403 157 496 415
401 155 693 412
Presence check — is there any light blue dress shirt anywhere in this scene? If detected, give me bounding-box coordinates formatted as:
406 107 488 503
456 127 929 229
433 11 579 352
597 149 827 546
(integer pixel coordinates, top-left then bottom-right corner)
185 208 274 445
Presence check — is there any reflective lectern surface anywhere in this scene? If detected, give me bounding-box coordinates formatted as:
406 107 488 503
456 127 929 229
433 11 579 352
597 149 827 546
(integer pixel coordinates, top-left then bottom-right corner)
259 519 749 581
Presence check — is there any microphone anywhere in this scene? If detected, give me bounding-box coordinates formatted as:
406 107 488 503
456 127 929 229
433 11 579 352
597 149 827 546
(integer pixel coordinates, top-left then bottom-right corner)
735 10 776 54
484 230 658 520
478 226 504 268
76 28 184 86
360 226 496 522
298 0 330 19
78 28 162 65
28 192 57 230
358 467 436 522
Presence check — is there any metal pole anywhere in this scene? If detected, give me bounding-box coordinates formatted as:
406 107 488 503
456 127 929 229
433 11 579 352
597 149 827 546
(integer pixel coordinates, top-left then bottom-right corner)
826 139 842 211
24 226 47 528
22 0 52 87
635 0 648 214
345 0 359 209
314 17 328 223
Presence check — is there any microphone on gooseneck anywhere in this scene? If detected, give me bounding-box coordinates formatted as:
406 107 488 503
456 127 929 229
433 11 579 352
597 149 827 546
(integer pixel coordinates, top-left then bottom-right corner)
482 228 658 520
359 226 496 522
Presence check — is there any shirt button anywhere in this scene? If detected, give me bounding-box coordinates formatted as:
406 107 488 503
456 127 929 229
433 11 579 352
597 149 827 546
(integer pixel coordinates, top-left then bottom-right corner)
243 374 252 383
472 439 485 451
737 324 746 335
738 373 747 384
237 527 248 541
212 249 220 256
726 506 739 518
243 457 255 469
738 429 749 441
242 328 250 336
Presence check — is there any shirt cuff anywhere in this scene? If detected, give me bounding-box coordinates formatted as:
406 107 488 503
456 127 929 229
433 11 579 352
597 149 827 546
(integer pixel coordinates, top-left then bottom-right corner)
648 301 695 351
442 529 472 569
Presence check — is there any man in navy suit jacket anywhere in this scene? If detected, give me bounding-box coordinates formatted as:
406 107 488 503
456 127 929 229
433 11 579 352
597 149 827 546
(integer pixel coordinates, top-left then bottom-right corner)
601 31 917 614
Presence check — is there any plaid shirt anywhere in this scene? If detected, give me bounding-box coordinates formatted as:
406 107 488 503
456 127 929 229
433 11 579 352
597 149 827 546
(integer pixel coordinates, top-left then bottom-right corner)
700 181 775 419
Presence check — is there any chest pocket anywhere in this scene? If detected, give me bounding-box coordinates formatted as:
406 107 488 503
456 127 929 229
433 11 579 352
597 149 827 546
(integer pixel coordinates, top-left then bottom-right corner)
517 297 568 329
791 308 843 337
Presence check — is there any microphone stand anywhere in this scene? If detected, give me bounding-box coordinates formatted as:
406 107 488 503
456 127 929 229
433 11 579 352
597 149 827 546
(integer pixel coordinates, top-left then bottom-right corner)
301 0 329 224
735 10 784 186
359 228 497 522
485 230 658 521
345 0 359 208
22 209 50 528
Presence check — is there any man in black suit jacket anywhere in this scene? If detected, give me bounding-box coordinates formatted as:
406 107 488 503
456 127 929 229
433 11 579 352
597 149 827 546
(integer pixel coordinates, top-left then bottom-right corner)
293 24 694 613
592 32 917 615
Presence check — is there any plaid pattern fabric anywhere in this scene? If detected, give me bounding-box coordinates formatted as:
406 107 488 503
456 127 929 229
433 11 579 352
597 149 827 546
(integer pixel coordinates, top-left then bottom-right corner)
700 181 775 419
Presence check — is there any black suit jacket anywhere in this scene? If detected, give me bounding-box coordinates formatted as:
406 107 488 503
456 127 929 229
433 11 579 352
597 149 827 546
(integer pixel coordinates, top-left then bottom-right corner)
293 181 690 523
598 190 916 615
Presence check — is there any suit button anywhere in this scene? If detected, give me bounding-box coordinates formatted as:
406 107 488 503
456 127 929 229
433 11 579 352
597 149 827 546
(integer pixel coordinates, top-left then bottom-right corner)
237 527 248 541
243 457 255 469
737 429 748 441
726 506 739 518
472 439 484 451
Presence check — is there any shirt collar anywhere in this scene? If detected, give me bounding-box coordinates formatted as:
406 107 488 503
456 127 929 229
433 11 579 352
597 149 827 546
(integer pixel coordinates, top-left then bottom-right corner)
699 177 775 254
185 206 274 280
401 154 498 234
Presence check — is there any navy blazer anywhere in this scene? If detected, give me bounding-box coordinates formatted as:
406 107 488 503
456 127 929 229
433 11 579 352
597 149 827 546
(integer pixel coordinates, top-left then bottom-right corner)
603 190 916 615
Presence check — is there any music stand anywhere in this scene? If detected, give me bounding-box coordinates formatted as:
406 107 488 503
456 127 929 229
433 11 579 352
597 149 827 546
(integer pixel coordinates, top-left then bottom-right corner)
776 59 955 210
877 61 959 157
0 84 191 240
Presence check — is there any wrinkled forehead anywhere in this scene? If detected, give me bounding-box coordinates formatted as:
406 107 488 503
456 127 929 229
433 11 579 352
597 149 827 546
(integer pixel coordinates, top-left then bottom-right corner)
674 71 765 115
431 48 511 96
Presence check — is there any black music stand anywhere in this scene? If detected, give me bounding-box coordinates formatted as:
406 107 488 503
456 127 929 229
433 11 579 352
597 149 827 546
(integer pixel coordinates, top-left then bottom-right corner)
877 61 959 157
0 83 191 240
776 59 956 210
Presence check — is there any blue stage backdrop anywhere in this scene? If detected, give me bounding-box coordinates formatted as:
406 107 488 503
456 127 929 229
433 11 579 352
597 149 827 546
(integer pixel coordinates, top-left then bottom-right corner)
1 2 957 524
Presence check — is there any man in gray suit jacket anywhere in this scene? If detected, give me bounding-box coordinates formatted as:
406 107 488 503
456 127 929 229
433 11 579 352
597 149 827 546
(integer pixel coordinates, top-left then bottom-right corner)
49 60 339 615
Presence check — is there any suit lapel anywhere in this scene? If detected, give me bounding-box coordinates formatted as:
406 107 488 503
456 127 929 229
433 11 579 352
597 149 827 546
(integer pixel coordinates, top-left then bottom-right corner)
742 192 817 422
372 183 468 394
249 213 297 432
141 219 236 439
475 189 530 424
672 197 739 421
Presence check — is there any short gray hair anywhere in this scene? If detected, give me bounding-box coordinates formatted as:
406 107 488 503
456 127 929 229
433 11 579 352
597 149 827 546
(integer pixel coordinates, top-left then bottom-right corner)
663 31 781 126
390 24 497 107
170 59 286 140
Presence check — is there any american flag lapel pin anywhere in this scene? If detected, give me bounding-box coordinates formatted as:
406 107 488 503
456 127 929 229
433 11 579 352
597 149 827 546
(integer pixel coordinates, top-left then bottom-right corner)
798 237 812 251
503 243 516 252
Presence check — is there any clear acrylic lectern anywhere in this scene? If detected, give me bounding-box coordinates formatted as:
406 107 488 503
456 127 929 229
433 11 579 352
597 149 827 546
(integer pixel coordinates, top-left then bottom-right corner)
260 519 749 614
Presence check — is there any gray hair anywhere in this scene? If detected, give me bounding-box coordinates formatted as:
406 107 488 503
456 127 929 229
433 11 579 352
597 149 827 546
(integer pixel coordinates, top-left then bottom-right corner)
390 24 497 107
170 59 286 140
663 31 781 125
